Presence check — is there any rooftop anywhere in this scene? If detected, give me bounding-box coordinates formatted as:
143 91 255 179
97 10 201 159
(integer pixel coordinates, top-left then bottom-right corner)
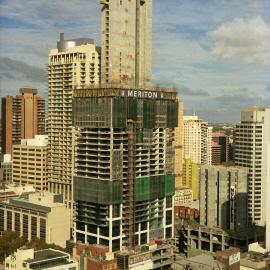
25 249 68 264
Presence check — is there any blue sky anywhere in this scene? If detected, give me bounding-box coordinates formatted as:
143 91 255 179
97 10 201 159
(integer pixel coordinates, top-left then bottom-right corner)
0 0 269 122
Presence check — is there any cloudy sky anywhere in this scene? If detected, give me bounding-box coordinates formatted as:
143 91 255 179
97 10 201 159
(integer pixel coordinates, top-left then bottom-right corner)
0 0 269 123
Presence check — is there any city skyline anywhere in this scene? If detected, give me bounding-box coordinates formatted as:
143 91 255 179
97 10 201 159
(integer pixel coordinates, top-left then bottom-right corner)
0 0 269 122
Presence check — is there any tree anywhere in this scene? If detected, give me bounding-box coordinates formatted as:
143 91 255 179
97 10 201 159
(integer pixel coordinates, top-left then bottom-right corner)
0 231 27 262
0 231 63 262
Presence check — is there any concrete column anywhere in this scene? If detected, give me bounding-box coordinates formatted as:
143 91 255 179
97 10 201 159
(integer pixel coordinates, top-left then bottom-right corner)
210 233 213 252
198 228 202 250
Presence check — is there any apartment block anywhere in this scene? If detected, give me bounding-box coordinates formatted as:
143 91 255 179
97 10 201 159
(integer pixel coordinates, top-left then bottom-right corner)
211 141 222 165
234 107 270 226
1 88 45 155
182 159 199 200
73 86 178 251
183 116 212 165
12 135 48 191
0 192 71 247
200 165 248 231
100 0 152 87
212 132 229 164
47 33 100 206
5 248 78 270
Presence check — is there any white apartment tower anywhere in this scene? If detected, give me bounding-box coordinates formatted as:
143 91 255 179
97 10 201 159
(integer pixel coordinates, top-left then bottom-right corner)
47 33 99 206
101 0 152 87
183 116 212 165
234 107 270 226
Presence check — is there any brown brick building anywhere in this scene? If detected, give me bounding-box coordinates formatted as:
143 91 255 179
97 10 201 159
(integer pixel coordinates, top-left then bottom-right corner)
1 87 45 155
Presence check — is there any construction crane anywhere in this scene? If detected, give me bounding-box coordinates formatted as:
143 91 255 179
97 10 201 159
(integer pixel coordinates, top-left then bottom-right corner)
100 0 109 5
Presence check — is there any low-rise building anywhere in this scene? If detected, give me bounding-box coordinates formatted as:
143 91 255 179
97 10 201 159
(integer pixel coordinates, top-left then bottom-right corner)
1 154 12 184
174 188 193 206
73 244 117 270
174 206 199 220
0 192 71 247
116 241 174 270
5 248 77 270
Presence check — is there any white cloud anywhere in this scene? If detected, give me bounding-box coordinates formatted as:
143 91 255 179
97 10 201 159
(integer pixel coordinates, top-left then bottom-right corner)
208 17 270 65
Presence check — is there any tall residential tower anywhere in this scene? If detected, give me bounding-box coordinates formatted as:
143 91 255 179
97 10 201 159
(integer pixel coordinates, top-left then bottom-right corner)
234 107 270 226
47 34 99 205
1 88 45 155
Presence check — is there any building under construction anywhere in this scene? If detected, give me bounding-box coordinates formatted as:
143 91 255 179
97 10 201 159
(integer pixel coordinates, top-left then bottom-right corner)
73 85 178 251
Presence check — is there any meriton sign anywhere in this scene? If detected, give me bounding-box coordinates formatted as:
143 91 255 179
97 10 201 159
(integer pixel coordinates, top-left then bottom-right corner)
121 90 164 99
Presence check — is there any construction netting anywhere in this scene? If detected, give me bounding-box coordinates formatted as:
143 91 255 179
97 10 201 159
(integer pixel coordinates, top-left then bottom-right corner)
135 173 175 202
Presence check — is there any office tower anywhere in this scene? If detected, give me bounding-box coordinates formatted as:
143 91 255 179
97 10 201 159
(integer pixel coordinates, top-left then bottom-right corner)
200 165 248 231
73 87 178 251
174 102 184 188
0 154 12 184
100 0 152 87
1 88 45 155
212 132 229 164
234 107 270 226
183 116 212 165
182 159 199 200
0 192 71 247
12 135 48 191
47 33 100 206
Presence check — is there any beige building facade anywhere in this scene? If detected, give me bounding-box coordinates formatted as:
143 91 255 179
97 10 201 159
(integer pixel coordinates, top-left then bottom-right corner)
183 116 212 165
47 33 100 206
174 102 184 188
0 192 71 248
235 107 270 226
174 188 193 206
12 135 48 191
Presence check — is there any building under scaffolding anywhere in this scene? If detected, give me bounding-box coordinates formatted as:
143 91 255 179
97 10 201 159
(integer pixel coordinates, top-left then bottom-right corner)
73 85 178 251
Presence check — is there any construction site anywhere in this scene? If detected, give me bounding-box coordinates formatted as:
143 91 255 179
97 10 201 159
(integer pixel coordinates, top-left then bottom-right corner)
73 85 178 251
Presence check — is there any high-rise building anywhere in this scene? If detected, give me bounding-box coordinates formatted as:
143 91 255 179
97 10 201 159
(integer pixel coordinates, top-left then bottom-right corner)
12 135 48 191
266 141 270 251
47 33 100 206
211 141 222 165
200 165 248 231
234 107 270 226
183 116 212 165
100 0 152 87
1 88 45 155
212 132 229 164
73 87 178 251
174 102 184 188
182 159 199 200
